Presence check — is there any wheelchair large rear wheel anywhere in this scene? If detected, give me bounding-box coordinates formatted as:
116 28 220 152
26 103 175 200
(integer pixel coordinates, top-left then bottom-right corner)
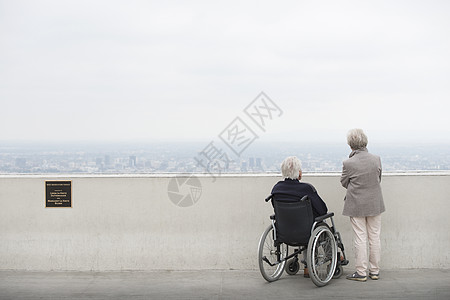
306 225 337 287
258 225 287 282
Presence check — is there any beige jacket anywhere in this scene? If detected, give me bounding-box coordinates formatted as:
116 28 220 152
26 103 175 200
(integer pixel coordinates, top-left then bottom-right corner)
341 148 385 217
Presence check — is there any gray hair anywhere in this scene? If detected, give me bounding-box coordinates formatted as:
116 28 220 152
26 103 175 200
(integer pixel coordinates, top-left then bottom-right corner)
347 128 368 150
281 156 302 180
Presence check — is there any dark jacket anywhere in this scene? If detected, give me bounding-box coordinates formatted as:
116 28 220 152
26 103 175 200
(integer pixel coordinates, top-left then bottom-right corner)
271 178 328 218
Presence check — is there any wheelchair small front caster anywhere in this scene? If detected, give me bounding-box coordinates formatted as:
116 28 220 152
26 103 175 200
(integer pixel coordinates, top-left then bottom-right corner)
333 265 343 279
285 259 300 275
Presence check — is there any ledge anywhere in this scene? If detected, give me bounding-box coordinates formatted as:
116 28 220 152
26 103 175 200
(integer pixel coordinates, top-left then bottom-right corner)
1 171 449 179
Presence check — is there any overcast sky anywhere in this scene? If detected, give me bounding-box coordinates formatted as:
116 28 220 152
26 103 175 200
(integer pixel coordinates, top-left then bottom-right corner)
1 0 449 144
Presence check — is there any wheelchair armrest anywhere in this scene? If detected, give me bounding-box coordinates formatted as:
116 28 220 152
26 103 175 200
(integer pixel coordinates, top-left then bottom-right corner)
315 212 334 223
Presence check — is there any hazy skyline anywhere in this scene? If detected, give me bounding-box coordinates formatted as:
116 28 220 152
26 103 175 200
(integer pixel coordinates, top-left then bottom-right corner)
1 0 449 144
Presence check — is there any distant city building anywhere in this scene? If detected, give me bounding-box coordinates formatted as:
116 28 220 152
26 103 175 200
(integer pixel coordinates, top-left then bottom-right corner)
241 161 248 172
256 157 262 169
249 157 255 169
129 156 136 168
96 158 103 167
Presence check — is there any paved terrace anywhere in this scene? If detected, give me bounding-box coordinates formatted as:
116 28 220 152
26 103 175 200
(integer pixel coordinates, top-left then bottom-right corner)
1 269 449 299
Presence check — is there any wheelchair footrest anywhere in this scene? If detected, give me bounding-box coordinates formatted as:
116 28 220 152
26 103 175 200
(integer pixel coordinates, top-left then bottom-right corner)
339 259 349 266
262 256 277 267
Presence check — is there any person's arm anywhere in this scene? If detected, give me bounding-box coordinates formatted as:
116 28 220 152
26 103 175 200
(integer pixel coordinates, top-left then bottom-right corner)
307 185 328 216
340 162 350 188
378 157 382 182
270 182 280 208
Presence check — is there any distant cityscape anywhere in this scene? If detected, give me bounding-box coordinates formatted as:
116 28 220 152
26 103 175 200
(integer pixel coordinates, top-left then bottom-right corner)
1 141 449 174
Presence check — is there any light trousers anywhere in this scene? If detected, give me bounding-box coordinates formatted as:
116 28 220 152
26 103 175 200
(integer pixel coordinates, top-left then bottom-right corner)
350 215 382 276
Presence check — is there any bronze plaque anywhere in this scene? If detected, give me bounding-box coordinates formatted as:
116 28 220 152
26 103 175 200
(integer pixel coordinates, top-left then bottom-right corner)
45 181 72 207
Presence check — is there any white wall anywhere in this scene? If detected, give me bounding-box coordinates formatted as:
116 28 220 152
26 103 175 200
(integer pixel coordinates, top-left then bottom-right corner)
0 173 449 271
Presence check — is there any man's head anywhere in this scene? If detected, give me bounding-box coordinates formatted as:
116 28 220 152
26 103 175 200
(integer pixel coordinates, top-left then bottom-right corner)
281 156 302 180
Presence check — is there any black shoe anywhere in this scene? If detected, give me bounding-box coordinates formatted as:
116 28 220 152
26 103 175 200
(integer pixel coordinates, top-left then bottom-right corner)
303 268 310 278
346 271 367 282
369 273 379 280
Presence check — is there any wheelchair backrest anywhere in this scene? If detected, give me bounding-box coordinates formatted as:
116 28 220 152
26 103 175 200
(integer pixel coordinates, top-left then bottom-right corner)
272 194 314 246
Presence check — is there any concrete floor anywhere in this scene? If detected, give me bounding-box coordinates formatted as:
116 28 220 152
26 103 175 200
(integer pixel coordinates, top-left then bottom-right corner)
0 269 449 300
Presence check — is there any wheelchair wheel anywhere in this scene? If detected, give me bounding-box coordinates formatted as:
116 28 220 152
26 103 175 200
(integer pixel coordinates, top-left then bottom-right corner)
258 225 287 282
306 225 338 287
285 259 300 275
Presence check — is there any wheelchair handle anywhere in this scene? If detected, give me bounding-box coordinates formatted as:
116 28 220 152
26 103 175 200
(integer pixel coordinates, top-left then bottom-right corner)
314 212 335 223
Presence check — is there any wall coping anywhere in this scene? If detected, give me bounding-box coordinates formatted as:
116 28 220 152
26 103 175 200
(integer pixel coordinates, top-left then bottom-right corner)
1 171 450 179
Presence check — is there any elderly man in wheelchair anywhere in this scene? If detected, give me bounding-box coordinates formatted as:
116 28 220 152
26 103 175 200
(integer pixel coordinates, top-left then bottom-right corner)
258 156 348 287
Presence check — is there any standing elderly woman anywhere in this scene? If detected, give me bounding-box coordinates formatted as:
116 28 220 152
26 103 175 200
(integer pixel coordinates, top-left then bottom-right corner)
341 129 385 282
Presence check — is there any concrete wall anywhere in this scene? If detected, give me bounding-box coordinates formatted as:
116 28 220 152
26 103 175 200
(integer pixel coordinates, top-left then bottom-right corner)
1 173 449 271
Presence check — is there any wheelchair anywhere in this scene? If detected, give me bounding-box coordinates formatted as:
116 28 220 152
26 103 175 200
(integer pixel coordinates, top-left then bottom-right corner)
258 194 349 287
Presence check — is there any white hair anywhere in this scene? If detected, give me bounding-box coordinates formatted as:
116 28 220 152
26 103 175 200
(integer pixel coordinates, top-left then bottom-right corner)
347 128 368 150
281 156 302 180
